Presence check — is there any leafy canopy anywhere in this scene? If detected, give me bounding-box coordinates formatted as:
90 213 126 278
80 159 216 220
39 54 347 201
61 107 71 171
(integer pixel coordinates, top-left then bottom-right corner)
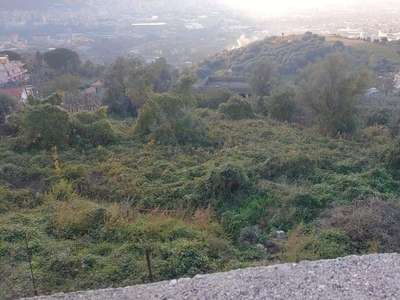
297 52 370 136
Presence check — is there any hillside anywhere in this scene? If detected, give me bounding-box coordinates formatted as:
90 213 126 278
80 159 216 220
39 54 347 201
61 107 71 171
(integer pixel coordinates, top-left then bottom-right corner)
2 34 400 298
193 33 400 79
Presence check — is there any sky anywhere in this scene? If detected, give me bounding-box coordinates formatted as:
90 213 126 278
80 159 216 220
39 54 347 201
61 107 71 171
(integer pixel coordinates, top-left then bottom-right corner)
221 0 361 14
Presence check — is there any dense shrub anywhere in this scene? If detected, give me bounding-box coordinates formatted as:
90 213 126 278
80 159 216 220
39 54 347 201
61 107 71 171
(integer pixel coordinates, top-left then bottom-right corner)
196 88 231 109
135 93 208 145
264 86 296 121
20 104 71 149
366 108 391 126
317 198 400 252
219 96 254 120
284 223 353 262
70 108 117 147
204 163 248 207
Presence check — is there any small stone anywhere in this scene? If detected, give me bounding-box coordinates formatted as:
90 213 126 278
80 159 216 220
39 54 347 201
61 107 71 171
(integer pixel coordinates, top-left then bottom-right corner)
169 279 178 285
276 230 285 239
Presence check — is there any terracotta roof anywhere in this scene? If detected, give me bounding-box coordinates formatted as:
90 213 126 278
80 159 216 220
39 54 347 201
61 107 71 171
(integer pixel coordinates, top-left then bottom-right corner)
1 86 24 102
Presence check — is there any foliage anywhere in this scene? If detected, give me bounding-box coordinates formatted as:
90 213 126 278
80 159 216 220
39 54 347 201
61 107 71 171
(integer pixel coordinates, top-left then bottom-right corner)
135 93 207 145
150 57 178 93
79 60 106 78
43 48 81 73
0 50 21 61
0 91 16 125
317 198 400 253
297 52 370 136
284 223 353 262
219 96 255 120
70 107 117 147
102 57 151 117
204 163 248 208
19 104 70 149
27 91 64 107
194 33 334 77
196 88 231 109
2 35 400 296
264 85 296 121
248 59 276 97
102 57 177 118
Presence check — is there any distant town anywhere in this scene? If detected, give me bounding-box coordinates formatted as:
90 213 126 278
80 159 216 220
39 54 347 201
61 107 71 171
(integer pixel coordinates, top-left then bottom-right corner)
1 0 400 66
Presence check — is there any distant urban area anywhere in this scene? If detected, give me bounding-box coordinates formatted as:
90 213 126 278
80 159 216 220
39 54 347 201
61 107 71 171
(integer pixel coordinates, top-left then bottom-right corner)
1 0 400 66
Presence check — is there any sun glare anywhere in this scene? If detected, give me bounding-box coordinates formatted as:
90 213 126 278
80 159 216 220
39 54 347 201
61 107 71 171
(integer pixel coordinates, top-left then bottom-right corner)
221 0 345 15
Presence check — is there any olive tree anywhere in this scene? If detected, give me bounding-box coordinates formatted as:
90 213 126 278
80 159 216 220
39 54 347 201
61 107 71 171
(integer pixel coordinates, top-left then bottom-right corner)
297 53 370 136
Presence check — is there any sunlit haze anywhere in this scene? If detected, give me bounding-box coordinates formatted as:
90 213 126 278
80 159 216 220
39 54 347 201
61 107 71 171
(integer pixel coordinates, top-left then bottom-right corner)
222 0 362 15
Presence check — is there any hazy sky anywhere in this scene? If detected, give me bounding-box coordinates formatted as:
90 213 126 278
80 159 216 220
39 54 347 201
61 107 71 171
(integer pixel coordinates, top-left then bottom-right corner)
222 0 363 14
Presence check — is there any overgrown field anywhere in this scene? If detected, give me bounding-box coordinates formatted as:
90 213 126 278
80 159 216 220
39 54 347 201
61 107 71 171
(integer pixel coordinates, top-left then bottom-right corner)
2 35 400 298
2 106 400 297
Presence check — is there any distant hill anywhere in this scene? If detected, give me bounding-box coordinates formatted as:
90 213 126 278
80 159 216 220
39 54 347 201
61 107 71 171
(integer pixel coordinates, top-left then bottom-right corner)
1 0 83 10
193 33 400 80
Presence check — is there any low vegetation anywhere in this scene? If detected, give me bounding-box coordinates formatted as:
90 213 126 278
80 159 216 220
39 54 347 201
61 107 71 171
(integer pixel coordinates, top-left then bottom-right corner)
2 33 400 298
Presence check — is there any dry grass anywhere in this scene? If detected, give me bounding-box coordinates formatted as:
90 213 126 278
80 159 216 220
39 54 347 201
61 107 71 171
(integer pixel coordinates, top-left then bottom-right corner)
283 222 317 262
326 36 400 62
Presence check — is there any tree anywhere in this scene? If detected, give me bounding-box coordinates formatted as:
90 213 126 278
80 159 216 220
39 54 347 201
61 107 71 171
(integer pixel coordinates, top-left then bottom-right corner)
332 41 345 49
381 37 389 44
150 57 178 93
20 104 70 149
0 91 16 124
0 50 21 61
102 57 153 117
264 86 296 122
43 48 81 73
248 59 276 98
55 74 82 112
134 92 207 145
382 76 395 97
219 96 255 120
297 53 370 136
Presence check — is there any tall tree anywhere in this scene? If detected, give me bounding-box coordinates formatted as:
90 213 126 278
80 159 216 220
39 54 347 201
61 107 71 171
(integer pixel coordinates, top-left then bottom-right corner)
43 48 81 73
297 53 370 136
248 59 276 98
150 58 178 93
55 74 82 112
0 50 21 61
102 57 153 117
0 91 16 125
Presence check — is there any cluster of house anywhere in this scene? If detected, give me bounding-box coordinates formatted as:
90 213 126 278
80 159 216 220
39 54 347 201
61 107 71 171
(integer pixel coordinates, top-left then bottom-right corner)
0 54 105 109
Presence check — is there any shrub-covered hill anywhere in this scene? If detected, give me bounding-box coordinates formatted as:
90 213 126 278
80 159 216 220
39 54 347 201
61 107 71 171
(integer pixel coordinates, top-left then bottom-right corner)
193 33 400 79
2 105 400 297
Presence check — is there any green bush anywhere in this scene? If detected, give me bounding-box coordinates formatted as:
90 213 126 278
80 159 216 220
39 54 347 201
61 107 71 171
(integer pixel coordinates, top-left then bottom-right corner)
259 152 313 180
308 229 353 259
85 119 117 146
204 163 248 207
264 86 296 122
20 104 71 149
366 109 391 126
219 96 255 120
135 93 209 145
196 88 231 109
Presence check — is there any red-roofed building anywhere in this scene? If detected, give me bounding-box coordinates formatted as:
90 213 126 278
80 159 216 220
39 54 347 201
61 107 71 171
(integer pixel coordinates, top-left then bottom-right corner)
84 80 103 95
1 86 32 102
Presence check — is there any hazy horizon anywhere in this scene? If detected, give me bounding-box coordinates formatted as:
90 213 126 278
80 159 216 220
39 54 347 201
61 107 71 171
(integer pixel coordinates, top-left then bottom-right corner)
222 0 397 15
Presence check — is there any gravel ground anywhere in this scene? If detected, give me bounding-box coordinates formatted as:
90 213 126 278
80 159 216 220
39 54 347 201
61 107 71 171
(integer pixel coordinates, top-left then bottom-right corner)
24 253 400 300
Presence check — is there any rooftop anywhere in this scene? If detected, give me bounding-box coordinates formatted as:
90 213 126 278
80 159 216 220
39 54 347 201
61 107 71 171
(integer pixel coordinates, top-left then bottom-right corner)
197 76 250 94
